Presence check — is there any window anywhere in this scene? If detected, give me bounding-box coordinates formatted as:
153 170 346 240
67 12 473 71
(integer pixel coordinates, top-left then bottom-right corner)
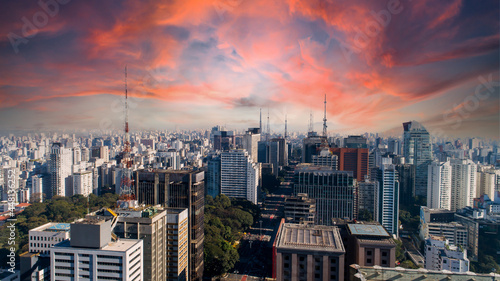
382 251 387 257
367 259 372 264
367 250 372 255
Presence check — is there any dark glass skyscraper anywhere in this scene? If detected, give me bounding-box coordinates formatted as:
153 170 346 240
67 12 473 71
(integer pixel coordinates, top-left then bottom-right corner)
403 121 432 198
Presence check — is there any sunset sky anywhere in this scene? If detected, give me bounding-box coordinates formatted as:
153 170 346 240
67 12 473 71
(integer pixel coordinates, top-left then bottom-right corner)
0 0 498 138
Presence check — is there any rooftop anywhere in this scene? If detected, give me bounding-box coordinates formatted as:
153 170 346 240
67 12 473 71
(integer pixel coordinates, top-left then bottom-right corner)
276 223 345 253
347 224 390 237
54 238 141 252
30 222 70 232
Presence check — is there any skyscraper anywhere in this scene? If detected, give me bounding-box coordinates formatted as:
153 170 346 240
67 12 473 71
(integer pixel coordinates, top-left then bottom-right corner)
73 170 93 197
302 133 327 163
403 121 432 198
396 164 415 207
450 159 477 212
242 128 260 163
135 169 205 281
312 148 338 169
206 153 221 198
220 149 260 204
375 161 400 237
358 178 377 220
330 147 369 182
427 161 452 210
49 143 72 198
294 164 355 225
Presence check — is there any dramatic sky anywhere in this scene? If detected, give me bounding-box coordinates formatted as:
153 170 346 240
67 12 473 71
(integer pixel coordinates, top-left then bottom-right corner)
0 0 499 138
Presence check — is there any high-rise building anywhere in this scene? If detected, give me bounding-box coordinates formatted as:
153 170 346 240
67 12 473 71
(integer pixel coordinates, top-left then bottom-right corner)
427 161 452 210
312 148 338 169
344 135 368 149
330 147 369 182
396 164 415 207
358 178 377 220
31 174 44 202
49 143 72 198
375 162 399 237
165 208 189 281
476 168 496 199
212 131 235 151
135 169 205 281
73 171 93 197
284 193 316 224
402 121 432 199
110 207 167 281
302 133 327 163
273 221 346 281
220 149 260 204
388 138 400 155
294 164 355 225
205 154 221 198
90 145 109 162
242 128 260 163
50 217 144 281
450 159 477 212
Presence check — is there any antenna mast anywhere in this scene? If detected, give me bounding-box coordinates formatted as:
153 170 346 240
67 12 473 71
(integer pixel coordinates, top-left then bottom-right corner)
322 94 327 137
284 114 288 140
267 109 270 141
308 110 313 133
259 108 262 133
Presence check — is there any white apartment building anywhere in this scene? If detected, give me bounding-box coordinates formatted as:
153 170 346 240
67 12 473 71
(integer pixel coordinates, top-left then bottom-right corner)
73 170 93 196
220 149 260 204
49 143 72 197
450 159 477 212
427 161 452 210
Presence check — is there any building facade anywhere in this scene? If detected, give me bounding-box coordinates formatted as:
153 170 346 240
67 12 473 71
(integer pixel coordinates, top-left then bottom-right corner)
427 161 452 210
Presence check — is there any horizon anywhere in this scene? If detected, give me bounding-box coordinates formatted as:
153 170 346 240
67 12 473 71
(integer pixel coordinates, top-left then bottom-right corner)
0 0 499 139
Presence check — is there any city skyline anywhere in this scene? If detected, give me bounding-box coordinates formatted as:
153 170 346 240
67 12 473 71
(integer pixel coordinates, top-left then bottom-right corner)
0 0 499 138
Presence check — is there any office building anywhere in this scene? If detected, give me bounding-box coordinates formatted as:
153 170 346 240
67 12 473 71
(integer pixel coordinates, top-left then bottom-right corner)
90 145 109 162
73 170 93 197
284 193 316 224
425 236 469 272
220 149 259 204
344 135 368 149
330 147 369 182
387 138 400 155
135 169 204 280
345 223 397 268
109 207 167 281
427 161 452 210
29 223 70 255
205 154 221 198
396 164 415 207
402 121 432 198
166 208 189 281
302 133 327 163
213 131 235 151
419 207 467 248
242 128 261 163
294 164 355 225
50 217 143 281
358 179 377 220
311 148 338 169
31 174 44 202
374 163 399 237
273 221 346 281
451 159 477 212
49 143 72 197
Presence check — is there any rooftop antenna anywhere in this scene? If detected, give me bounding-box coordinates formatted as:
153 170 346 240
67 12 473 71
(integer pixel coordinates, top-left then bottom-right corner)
284 114 288 140
119 65 135 202
266 109 270 141
322 94 327 137
259 108 262 133
308 110 314 133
